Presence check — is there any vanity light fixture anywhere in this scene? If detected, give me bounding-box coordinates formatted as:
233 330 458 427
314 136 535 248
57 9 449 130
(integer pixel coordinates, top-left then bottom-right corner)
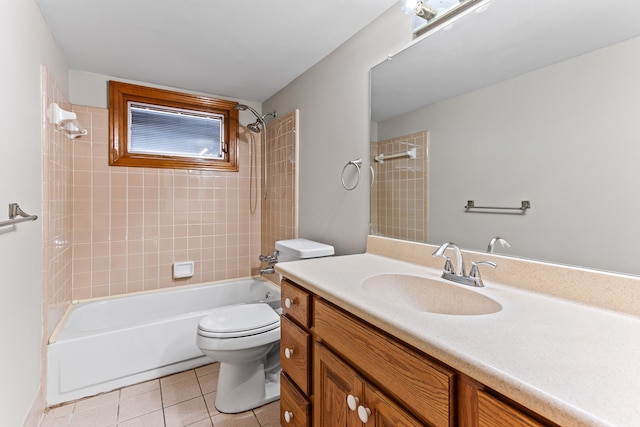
401 0 488 36
400 0 438 20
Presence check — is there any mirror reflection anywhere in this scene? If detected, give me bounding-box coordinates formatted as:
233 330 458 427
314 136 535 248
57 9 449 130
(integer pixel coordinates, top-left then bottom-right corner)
370 0 640 276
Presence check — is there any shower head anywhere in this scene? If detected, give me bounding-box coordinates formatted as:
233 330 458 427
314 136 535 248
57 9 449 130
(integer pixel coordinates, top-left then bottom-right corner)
234 104 276 133
246 121 261 133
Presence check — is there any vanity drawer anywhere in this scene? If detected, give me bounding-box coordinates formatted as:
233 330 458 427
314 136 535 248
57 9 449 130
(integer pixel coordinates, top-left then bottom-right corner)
314 298 454 427
281 314 311 394
477 390 546 427
280 372 310 427
281 279 311 327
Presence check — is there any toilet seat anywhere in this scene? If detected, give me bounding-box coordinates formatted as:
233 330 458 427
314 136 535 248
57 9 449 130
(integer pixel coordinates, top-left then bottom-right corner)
198 303 280 339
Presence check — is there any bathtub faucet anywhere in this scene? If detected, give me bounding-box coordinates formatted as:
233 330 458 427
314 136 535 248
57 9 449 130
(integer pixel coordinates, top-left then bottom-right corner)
259 250 279 275
259 267 275 275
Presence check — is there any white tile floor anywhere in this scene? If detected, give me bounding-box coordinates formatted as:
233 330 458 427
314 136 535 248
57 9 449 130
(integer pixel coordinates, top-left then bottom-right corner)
39 363 281 427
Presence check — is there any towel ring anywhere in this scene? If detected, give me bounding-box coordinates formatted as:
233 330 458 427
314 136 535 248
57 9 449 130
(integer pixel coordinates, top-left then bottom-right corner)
341 158 362 191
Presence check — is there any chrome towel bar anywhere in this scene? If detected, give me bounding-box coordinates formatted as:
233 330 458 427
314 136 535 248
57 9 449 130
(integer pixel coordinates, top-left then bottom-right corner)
0 203 38 228
374 147 416 164
465 200 531 211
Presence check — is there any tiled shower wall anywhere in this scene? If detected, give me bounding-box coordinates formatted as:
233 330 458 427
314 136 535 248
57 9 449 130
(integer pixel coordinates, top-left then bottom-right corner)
42 79 295 303
371 130 428 243
260 111 298 268
68 106 262 299
41 66 74 353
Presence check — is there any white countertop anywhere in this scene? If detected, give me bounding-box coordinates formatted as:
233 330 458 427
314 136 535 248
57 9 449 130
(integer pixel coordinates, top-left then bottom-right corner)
276 253 640 427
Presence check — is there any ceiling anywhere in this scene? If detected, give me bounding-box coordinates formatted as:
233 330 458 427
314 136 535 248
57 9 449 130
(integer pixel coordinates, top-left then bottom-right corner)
35 0 399 103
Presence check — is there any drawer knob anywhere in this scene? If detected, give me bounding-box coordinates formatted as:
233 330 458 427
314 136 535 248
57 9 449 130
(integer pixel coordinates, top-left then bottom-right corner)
284 297 294 308
284 410 294 423
346 394 359 411
358 405 371 423
284 347 294 359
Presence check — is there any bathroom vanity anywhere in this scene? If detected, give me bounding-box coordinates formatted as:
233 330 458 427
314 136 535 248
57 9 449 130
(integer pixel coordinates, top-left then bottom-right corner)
276 236 640 426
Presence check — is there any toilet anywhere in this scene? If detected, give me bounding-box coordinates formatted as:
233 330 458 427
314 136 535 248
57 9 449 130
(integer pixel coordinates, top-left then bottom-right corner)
196 238 334 413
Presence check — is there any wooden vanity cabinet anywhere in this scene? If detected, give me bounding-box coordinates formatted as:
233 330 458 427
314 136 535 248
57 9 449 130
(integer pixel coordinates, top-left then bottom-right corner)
458 376 550 427
477 390 546 427
280 277 555 427
280 372 311 427
280 279 313 426
315 342 424 427
280 315 311 394
313 298 453 427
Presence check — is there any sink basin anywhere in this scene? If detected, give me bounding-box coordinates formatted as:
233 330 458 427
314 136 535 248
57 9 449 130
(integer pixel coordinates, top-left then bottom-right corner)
361 274 502 315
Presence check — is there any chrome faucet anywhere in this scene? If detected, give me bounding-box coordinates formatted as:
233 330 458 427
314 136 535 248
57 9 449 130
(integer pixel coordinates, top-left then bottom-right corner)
432 242 497 287
487 236 511 253
432 242 465 276
259 267 275 275
259 250 279 275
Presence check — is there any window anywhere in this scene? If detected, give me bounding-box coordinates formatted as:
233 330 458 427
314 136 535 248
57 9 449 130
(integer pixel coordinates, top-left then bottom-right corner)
109 81 239 171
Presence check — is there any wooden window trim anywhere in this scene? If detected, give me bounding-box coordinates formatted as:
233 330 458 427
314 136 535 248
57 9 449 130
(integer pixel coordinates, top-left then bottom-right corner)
109 81 239 171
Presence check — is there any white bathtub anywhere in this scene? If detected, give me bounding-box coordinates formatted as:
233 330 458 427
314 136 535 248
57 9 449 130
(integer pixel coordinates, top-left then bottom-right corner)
47 277 280 405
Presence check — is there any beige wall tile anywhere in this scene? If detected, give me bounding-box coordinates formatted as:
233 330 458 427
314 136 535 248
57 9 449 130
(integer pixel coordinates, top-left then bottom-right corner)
261 111 298 279
371 131 428 243
66 103 264 297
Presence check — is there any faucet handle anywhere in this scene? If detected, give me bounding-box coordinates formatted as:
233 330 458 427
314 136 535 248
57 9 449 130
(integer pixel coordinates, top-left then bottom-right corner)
442 256 454 274
259 250 279 265
432 247 454 274
468 261 497 287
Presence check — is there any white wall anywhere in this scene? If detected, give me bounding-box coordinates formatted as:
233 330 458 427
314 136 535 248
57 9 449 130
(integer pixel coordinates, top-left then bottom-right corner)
68 70 262 112
378 36 640 275
263 7 411 255
0 1 68 425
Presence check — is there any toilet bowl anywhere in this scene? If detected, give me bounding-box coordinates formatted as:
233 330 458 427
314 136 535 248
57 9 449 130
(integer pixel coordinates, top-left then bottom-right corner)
196 238 334 413
196 303 281 413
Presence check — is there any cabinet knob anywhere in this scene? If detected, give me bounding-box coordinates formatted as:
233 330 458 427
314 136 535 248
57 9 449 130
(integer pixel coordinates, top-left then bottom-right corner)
284 347 294 359
284 410 294 423
284 297 294 308
358 405 371 423
357 405 371 423
346 394 359 411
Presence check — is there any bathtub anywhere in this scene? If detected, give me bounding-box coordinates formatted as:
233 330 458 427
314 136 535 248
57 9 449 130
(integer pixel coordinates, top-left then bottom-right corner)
47 277 280 406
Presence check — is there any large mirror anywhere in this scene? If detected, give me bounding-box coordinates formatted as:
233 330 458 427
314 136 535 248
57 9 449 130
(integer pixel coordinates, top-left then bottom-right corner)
370 0 640 276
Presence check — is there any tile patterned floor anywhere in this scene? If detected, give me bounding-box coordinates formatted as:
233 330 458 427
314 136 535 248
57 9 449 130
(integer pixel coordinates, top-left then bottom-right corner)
39 363 281 427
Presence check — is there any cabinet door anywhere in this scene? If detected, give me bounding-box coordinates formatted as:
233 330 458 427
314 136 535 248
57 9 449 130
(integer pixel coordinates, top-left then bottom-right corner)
315 343 364 427
280 372 310 427
281 315 311 394
477 390 546 427
366 384 426 427
314 299 453 427
281 279 311 327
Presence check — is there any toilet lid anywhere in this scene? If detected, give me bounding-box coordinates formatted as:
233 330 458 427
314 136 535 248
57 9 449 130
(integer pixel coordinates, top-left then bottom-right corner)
198 303 280 336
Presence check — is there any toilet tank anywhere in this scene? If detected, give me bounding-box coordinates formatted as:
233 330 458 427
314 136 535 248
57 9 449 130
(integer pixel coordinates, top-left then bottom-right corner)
275 238 335 263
